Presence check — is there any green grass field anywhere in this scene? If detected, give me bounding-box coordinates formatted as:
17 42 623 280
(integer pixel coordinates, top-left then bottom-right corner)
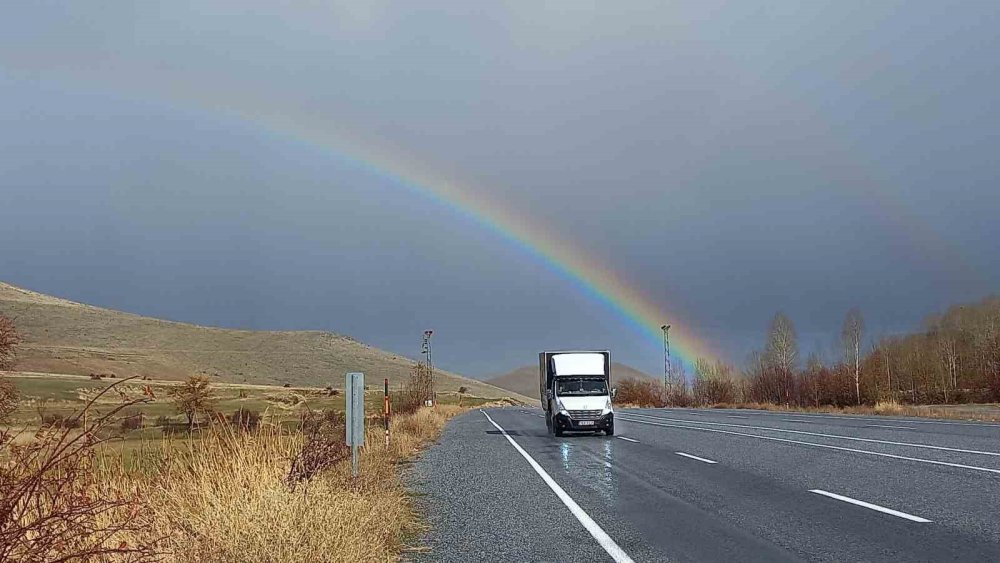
4 372 495 435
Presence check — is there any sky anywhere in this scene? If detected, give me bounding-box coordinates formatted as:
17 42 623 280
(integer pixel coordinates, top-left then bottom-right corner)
2 2 999 378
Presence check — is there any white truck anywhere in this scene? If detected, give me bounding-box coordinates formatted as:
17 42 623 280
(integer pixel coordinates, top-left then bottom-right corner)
539 350 615 437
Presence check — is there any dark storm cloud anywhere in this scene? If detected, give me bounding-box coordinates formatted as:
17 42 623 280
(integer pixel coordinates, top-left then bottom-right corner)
2 2 999 376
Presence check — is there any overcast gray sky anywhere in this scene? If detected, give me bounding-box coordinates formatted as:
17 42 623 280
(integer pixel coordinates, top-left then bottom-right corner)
2 2 998 377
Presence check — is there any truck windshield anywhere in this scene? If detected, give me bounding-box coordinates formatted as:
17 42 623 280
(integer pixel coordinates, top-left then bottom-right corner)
556 378 608 396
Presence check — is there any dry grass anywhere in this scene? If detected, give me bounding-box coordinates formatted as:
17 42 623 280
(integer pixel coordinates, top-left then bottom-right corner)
112 404 464 562
0 281 518 399
3 398 465 562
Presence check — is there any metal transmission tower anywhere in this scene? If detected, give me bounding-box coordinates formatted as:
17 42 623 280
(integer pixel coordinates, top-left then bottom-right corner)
661 324 672 390
422 330 434 404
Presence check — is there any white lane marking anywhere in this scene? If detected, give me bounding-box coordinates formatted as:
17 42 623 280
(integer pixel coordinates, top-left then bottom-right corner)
481 410 636 563
725 415 748 419
617 415 1000 475
809 489 932 523
742 410 1000 428
617 436 640 443
866 424 916 430
675 452 717 464
783 419 812 423
622 412 1000 457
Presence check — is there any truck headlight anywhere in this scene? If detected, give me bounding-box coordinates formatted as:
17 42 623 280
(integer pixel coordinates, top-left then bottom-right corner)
602 399 613 414
556 400 568 416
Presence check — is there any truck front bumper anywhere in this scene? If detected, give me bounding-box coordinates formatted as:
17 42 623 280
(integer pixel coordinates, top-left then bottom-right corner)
554 412 613 431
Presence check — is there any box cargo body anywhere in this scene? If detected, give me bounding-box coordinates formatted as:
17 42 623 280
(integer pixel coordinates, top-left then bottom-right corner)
539 351 615 436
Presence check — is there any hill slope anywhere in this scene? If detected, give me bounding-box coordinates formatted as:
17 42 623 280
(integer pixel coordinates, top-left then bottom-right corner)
0 281 523 399
487 362 659 400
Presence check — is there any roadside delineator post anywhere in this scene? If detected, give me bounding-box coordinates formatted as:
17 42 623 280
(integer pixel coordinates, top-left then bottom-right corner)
384 377 390 448
345 372 365 478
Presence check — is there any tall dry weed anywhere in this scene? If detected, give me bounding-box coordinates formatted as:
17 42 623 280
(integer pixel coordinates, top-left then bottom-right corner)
129 405 461 562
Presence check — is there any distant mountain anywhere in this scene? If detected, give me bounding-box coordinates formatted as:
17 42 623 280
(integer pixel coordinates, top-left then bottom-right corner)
487 362 659 400
0 281 526 399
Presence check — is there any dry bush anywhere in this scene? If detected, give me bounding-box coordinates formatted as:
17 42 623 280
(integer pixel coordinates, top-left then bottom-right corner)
0 314 20 371
393 363 434 415
40 413 84 429
286 409 350 490
0 378 159 562
614 377 660 407
228 407 261 431
0 377 18 423
120 409 144 431
693 377 737 405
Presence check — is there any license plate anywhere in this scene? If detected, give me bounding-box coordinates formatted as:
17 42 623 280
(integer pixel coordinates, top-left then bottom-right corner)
578 420 595 426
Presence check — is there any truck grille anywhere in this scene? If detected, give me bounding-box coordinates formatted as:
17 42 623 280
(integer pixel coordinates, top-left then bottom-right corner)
567 410 603 420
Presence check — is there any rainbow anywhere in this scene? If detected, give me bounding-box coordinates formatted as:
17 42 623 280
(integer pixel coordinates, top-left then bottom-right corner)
0 66 720 369
228 115 721 371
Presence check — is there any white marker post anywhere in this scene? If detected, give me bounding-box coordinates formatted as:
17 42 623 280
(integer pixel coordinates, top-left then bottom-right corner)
346 372 365 478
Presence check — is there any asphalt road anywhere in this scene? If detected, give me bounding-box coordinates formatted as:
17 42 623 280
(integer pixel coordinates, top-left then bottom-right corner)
406 407 1000 562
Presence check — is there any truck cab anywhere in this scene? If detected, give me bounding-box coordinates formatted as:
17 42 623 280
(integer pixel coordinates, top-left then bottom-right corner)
539 351 615 437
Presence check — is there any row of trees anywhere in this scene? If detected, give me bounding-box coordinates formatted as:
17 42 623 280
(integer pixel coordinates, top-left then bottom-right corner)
689 296 1000 407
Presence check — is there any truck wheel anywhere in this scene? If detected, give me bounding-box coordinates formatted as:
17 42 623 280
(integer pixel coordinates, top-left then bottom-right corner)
605 423 615 436
554 424 564 437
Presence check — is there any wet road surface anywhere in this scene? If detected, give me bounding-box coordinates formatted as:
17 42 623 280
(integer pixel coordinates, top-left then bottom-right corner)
407 407 1000 562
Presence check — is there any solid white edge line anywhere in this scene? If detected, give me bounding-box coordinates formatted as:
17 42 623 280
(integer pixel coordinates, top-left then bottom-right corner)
480 410 636 563
631 408 1000 428
617 436 640 443
865 424 916 430
675 452 717 464
809 489 932 523
621 411 1000 457
617 415 1000 475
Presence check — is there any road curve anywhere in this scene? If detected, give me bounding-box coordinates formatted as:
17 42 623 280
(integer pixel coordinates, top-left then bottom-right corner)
406 407 1000 562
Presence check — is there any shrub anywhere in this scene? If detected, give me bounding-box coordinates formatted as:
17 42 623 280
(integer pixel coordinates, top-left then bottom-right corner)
393 363 434 415
693 377 737 405
0 315 20 371
119 408 144 431
40 413 83 429
0 377 18 423
615 378 665 407
0 377 159 561
286 409 350 490
229 407 262 431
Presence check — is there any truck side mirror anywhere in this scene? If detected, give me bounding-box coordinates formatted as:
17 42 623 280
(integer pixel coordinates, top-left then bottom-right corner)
612 388 618 399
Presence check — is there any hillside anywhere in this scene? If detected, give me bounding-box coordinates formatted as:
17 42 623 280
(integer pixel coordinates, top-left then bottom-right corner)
487 361 659 400
0 281 525 399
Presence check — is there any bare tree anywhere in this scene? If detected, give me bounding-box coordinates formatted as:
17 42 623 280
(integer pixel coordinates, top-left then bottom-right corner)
765 312 798 374
169 376 218 431
842 308 864 404
0 315 21 371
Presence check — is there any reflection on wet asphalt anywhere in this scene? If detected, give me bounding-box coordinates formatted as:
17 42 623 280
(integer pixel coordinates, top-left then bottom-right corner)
554 435 620 503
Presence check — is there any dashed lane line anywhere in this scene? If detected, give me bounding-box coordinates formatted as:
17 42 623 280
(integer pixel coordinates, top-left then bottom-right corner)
809 489 932 523
617 415 1000 476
